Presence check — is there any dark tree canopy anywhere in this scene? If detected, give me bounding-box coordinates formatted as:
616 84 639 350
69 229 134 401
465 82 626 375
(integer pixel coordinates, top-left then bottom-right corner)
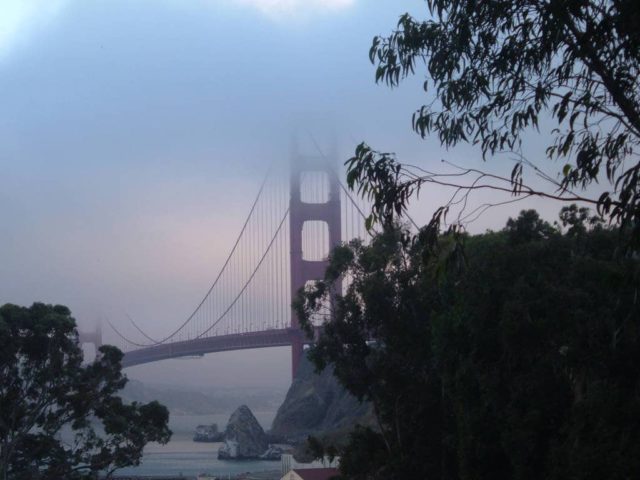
297 209 640 480
504 208 556 243
0 303 171 480
349 0 640 242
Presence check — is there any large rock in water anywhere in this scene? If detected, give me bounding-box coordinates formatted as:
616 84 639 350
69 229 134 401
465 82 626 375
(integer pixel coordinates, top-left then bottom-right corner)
270 353 372 441
218 405 268 459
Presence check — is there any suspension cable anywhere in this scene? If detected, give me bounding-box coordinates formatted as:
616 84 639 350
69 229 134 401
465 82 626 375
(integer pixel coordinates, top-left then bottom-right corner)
195 207 290 338
107 319 150 348
113 166 274 347
125 312 159 343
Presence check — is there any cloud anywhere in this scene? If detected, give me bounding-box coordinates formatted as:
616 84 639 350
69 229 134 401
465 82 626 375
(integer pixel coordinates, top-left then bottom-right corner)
0 0 67 60
229 0 356 18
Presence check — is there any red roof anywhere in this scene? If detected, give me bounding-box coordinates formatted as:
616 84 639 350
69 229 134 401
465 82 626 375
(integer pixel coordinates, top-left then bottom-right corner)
293 467 340 480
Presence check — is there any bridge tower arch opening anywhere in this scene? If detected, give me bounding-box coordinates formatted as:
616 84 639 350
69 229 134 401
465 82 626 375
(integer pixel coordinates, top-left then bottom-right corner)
289 144 342 378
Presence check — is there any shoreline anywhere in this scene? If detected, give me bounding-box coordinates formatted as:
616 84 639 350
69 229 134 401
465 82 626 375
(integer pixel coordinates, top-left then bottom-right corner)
109 470 281 480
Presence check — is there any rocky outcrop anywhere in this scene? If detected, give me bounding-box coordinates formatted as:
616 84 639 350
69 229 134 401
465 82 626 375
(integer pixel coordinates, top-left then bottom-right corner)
194 424 224 442
218 405 269 459
259 445 284 460
270 353 373 441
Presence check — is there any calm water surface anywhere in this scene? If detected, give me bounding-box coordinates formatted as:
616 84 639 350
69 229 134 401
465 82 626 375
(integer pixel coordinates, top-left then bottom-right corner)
115 412 280 477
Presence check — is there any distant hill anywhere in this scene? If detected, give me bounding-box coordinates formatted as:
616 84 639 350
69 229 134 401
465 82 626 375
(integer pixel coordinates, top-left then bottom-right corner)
121 380 286 415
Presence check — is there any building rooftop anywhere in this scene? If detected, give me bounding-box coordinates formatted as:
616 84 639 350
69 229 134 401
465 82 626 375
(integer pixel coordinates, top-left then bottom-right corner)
292 467 340 480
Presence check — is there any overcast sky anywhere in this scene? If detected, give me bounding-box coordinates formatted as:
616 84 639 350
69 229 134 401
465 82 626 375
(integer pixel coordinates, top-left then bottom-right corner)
0 0 566 389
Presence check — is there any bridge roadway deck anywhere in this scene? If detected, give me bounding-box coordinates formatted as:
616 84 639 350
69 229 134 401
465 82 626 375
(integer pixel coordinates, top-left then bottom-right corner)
122 328 305 368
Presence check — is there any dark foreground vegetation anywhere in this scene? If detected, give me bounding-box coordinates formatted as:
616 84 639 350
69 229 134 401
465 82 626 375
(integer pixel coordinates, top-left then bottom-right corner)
297 0 640 476
0 304 171 480
299 209 639 479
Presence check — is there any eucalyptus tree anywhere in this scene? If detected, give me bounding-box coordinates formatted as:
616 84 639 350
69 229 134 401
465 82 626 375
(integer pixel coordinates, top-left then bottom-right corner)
0 303 171 480
349 0 640 242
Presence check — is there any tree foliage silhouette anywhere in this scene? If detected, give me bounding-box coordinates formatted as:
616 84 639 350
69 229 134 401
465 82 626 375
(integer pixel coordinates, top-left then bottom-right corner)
297 209 640 479
0 303 171 480
349 0 640 242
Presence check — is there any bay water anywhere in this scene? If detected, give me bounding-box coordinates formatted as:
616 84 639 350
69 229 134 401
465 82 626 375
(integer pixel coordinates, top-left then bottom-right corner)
114 411 281 477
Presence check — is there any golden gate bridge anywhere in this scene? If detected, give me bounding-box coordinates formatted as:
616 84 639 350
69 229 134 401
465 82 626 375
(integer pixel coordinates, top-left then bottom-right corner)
96 141 370 379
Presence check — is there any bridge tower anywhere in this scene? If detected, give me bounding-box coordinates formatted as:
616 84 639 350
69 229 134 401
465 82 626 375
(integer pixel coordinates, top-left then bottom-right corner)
289 143 342 379
78 321 102 359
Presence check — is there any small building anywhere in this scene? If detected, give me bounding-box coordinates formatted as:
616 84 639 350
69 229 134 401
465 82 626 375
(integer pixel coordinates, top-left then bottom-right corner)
280 467 340 480
281 454 339 476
